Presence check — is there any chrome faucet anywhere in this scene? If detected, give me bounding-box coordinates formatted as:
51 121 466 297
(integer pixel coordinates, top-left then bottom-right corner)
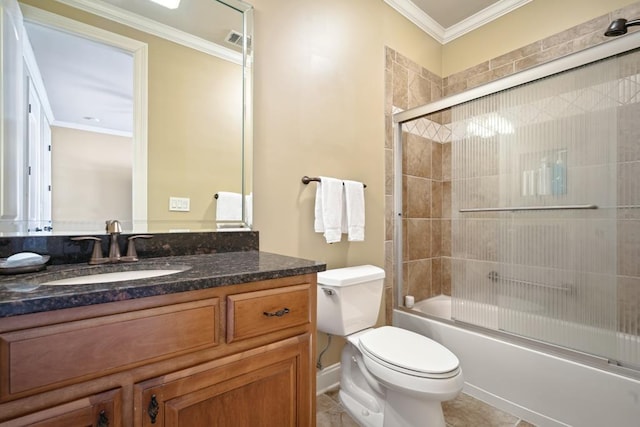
71 220 153 264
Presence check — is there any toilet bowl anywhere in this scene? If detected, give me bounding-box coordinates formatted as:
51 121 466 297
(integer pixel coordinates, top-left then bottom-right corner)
317 266 463 427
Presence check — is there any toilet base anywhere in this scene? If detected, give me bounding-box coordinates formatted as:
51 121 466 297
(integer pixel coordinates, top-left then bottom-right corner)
339 390 384 427
340 388 446 427
383 389 446 427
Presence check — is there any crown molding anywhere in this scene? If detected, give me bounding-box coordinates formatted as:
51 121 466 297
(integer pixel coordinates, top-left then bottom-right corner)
383 0 445 42
384 0 532 44
52 0 243 64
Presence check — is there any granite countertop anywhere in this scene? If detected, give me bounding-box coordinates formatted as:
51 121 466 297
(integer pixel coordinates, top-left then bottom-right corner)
0 251 326 318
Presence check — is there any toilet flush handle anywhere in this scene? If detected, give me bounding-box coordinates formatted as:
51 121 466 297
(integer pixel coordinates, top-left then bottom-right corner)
321 288 334 296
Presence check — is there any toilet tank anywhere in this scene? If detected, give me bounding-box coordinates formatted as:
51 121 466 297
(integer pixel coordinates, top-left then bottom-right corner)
316 265 385 336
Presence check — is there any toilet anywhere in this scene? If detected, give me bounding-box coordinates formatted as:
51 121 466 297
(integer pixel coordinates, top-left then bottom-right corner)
317 265 463 427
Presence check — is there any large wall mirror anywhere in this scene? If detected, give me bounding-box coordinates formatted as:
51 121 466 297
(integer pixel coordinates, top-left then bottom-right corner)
0 0 253 235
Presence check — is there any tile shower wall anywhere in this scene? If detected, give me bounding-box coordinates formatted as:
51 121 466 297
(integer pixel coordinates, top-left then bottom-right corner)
384 1 640 332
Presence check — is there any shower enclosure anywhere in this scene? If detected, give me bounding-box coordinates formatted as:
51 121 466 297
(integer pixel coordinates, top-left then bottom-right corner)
394 33 640 371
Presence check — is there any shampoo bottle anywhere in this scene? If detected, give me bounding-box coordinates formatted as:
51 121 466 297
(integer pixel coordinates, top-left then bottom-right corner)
552 151 566 195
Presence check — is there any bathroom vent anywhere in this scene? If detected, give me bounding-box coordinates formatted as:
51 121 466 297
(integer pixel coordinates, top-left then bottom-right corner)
225 30 251 49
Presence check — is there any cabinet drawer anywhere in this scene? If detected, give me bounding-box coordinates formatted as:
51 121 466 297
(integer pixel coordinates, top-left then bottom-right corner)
0 298 219 397
3 388 122 426
226 284 310 343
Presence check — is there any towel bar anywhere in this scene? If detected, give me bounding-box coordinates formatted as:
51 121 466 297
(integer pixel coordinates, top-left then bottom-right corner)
301 176 367 188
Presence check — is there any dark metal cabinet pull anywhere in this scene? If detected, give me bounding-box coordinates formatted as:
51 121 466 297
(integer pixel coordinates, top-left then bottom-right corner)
148 394 159 424
97 410 109 427
263 307 290 317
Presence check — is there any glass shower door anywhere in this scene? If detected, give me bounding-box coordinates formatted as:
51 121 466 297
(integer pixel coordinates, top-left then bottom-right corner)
452 53 621 362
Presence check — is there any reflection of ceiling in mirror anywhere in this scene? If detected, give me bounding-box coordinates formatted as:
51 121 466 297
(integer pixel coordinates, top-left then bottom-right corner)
99 0 244 48
24 21 134 134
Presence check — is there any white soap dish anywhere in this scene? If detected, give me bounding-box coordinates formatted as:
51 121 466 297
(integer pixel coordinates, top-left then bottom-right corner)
0 252 51 274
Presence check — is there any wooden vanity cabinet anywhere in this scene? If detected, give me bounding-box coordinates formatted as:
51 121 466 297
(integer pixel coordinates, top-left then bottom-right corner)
0 273 317 427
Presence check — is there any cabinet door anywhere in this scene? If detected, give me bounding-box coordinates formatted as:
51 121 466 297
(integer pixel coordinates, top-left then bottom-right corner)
136 335 312 427
4 388 122 427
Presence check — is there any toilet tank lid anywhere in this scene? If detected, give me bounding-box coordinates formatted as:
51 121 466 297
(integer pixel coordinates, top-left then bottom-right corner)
317 265 385 286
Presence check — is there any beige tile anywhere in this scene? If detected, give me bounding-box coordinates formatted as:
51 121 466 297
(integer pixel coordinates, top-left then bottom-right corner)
407 219 431 260
385 147 394 196
443 80 468 97
384 285 393 326
442 181 452 219
541 15 609 50
431 180 443 219
442 142 452 181
516 420 538 427
431 219 442 258
490 41 541 69
407 258 433 301
316 393 340 413
467 62 514 89
432 257 442 295
442 257 452 296
443 393 519 427
395 50 422 74
384 68 393 116
409 70 432 108
405 133 432 178
514 42 575 72
431 81 443 103
385 194 393 241
442 219 451 257
392 61 409 110
406 176 431 219
384 113 392 149
432 141 443 180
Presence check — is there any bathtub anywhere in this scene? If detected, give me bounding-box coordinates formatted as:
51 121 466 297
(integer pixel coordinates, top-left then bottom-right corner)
394 296 640 427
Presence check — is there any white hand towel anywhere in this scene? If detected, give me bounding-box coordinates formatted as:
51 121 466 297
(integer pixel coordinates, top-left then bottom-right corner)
216 191 243 222
314 176 344 243
343 180 365 241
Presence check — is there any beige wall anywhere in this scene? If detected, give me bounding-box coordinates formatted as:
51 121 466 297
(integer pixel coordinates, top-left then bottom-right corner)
51 126 131 223
442 0 639 76
251 0 439 265
250 0 442 368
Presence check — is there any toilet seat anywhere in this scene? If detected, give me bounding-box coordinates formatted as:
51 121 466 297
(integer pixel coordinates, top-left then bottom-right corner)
358 326 460 379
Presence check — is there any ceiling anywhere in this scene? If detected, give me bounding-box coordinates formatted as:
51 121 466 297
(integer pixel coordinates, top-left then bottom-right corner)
387 0 532 44
22 0 530 134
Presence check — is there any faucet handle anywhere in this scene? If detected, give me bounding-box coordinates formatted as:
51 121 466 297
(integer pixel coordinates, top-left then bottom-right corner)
70 236 104 264
105 220 122 234
126 235 153 259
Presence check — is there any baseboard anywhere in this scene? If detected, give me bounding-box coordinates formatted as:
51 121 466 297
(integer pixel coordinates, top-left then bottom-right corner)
316 363 341 395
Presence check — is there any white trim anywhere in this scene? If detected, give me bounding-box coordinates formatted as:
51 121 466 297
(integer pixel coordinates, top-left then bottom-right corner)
51 120 133 138
22 36 54 124
393 30 640 124
316 363 341 395
52 0 243 64
443 0 532 43
383 0 531 44
21 4 148 226
383 0 444 42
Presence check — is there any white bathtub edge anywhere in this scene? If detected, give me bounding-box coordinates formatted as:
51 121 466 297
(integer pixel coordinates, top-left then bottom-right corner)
394 308 640 427
462 383 569 427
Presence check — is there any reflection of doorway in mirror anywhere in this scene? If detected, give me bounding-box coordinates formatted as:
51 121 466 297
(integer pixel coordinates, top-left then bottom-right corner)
26 78 51 233
20 4 148 234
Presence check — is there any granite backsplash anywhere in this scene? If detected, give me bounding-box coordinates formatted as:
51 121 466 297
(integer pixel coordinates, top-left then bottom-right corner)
0 231 259 265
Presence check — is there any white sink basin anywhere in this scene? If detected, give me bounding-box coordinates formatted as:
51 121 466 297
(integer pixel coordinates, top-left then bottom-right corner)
42 269 187 286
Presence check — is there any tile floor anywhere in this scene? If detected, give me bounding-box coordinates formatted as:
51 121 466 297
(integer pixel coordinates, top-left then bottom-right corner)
316 389 537 427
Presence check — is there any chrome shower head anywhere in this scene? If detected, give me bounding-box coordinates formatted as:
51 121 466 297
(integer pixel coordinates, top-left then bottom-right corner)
604 18 640 37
